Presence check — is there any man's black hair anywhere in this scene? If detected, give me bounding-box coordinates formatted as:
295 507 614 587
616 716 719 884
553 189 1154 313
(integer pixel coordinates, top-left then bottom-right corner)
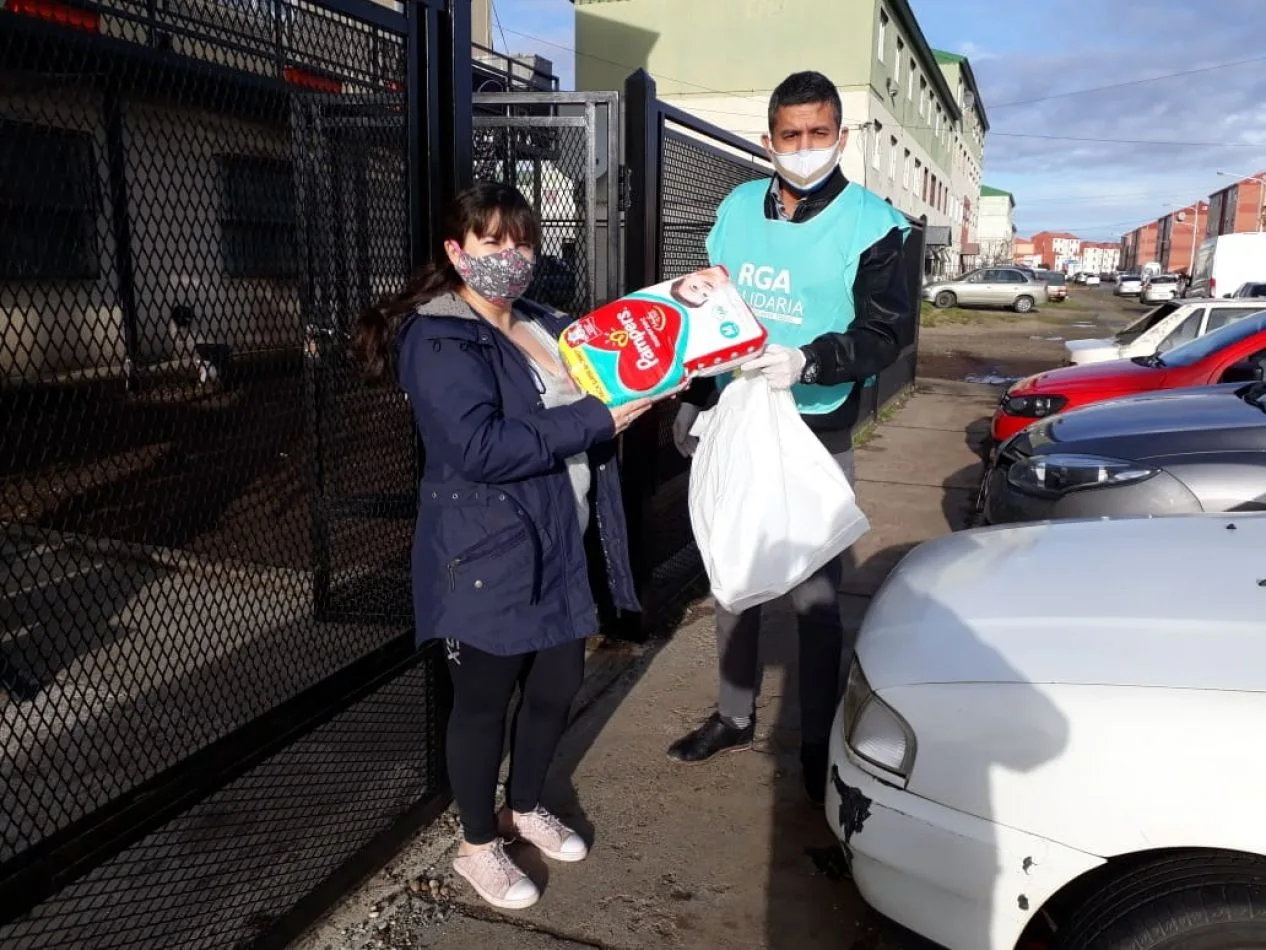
767 71 842 132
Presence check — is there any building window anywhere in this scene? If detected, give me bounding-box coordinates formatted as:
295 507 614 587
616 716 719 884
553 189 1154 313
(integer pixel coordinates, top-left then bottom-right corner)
908 60 915 99
872 120 883 169
218 156 299 278
895 39 904 85
919 77 928 116
0 120 99 280
903 149 911 189
877 9 888 62
934 106 941 135
888 135 898 180
916 160 924 200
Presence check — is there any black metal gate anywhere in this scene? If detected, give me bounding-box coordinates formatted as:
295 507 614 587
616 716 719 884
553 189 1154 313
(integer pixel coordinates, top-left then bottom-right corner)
472 90 622 315
292 93 417 626
0 1 469 946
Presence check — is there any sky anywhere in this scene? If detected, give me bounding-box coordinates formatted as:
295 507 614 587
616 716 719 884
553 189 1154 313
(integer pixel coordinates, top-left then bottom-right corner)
490 0 1266 241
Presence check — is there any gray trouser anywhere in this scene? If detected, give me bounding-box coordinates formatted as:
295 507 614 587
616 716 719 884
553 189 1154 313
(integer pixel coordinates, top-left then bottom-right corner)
715 449 857 748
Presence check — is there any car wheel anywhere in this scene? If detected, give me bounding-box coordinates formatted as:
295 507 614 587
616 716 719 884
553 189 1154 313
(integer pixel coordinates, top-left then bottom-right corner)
1013 295 1035 313
934 290 957 309
1056 853 1266 950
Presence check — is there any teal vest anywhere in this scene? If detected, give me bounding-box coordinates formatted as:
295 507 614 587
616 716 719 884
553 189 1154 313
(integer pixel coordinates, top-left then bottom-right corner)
706 178 910 414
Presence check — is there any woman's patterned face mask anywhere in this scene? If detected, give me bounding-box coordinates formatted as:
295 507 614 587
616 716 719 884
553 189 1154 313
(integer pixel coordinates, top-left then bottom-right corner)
452 245 536 304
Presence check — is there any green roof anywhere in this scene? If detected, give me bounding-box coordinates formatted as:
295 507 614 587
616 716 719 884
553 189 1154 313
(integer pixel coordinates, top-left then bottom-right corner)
980 185 1015 209
931 48 991 132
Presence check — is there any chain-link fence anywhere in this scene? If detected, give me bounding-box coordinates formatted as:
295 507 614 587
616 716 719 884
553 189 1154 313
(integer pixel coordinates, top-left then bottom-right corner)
472 91 620 318
0 0 465 945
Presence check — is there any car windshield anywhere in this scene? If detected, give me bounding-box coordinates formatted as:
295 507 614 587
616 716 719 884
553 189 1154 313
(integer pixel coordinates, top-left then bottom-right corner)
1160 309 1266 367
1114 302 1182 344
1046 273 1067 285
1150 276 1178 284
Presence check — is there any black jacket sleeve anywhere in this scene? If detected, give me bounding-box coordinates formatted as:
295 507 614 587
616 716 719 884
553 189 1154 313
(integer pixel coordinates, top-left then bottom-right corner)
800 225 910 387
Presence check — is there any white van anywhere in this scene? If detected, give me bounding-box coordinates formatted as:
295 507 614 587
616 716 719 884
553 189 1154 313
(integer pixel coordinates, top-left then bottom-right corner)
1189 232 1266 298
1063 298 1266 365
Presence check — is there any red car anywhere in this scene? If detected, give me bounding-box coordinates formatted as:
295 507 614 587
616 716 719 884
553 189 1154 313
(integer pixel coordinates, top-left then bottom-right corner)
992 309 1266 443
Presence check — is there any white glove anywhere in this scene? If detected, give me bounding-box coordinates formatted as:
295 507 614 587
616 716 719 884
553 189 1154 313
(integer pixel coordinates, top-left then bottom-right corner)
740 344 807 391
672 402 701 458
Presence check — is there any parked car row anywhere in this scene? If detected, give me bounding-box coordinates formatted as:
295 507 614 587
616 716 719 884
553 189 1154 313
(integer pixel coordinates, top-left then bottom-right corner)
827 290 1266 950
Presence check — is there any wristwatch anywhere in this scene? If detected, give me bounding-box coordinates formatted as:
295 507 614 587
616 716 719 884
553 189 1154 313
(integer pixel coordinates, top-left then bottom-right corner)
799 347 820 385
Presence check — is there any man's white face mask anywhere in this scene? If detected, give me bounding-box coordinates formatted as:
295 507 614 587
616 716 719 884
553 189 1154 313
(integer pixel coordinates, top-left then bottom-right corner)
767 136 842 193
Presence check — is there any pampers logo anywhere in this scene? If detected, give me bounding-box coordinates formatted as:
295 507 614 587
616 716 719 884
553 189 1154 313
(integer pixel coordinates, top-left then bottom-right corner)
615 305 663 372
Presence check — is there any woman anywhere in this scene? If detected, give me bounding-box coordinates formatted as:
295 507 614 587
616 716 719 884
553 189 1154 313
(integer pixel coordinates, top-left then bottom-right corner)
355 183 649 910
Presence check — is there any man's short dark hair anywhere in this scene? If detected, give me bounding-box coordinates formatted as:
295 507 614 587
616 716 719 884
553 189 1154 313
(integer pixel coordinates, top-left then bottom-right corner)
768 71 843 132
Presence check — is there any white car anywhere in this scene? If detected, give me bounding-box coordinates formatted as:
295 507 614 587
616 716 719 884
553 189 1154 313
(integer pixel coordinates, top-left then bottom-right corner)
1115 273 1143 295
827 513 1266 950
1083 273 1100 286
1063 298 1266 365
1140 274 1180 303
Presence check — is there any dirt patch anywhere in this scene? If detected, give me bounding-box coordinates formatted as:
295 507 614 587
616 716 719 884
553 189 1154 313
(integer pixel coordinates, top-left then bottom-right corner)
917 287 1147 383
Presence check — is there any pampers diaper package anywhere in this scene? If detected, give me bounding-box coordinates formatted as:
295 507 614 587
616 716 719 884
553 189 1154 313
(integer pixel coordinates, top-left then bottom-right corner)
558 265 767 406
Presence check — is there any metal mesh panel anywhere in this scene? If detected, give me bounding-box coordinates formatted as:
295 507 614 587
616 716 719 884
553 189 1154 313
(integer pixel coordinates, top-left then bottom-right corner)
473 121 590 314
0 1 438 942
0 655 442 950
659 129 768 279
640 128 771 600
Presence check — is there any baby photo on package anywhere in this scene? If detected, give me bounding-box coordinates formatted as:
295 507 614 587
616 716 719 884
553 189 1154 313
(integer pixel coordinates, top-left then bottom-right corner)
558 265 768 406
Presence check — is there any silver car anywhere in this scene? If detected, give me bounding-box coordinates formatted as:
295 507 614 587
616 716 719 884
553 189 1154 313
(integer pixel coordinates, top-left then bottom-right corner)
923 266 1049 313
980 381 1266 524
1115 273 1144 296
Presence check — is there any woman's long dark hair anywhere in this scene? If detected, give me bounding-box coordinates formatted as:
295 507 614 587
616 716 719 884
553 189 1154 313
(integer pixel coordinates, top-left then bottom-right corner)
353 181 541 378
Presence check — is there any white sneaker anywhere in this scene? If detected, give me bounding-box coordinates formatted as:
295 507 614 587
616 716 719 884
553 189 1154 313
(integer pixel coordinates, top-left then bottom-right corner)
502 806 589 863
452 839 540 909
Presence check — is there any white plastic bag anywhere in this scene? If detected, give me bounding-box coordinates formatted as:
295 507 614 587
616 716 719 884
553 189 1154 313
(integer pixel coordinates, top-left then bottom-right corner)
687 372 870 614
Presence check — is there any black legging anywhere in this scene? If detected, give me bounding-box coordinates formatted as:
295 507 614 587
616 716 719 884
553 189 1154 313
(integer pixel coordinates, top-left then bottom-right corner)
445 637 586 845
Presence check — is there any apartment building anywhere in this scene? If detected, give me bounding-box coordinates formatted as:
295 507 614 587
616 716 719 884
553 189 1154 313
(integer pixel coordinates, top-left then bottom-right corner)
1206 171 1266 238
1120 222 1160 271
1012 236 1040 267
978 186 1016 263
1031 231 1081 270
1080 241 1121 274
1120 171 1265 274
1156 201 1208 274
573 0 989 273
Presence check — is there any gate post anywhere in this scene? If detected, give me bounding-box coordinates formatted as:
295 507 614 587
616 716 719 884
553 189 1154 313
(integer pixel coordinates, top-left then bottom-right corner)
617 69 664 639
623 69 661 291
406 0 472 267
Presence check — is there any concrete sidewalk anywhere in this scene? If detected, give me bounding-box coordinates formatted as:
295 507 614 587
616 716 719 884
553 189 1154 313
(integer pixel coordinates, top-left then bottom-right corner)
296 380 1002 950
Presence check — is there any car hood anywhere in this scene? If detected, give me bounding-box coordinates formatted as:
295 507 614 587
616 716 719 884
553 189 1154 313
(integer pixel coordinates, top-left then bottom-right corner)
858 514 1266 691
1012 357 1159 394
1030 384 1266 447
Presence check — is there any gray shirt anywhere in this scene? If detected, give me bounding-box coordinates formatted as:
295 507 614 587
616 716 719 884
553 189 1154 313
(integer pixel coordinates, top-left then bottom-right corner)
520 317 592 534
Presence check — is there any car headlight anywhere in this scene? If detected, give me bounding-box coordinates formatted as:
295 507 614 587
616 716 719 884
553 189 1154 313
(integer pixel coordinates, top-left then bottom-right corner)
842 659 916 782
1006 453 1158 496
1002 393 1068 418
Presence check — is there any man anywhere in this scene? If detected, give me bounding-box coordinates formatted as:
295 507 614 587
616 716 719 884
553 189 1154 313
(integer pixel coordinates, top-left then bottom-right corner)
666 70 911 804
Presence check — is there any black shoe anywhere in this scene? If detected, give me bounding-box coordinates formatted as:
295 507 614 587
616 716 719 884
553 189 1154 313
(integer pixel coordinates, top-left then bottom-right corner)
667 712 754 763
801 742 829 805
